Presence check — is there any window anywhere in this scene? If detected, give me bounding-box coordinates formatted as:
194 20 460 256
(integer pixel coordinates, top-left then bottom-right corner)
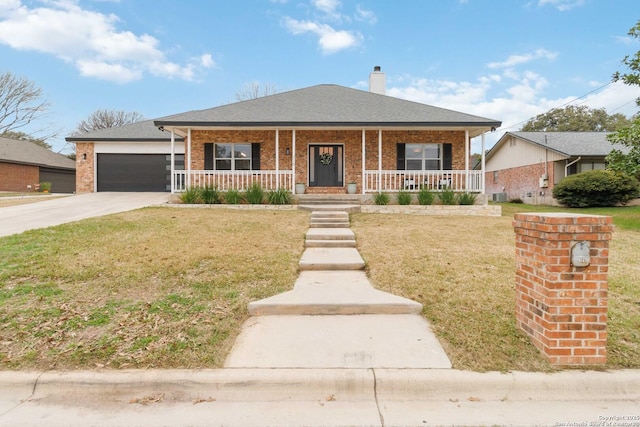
405 143 442 170
213 143 251 170
493 170 498 184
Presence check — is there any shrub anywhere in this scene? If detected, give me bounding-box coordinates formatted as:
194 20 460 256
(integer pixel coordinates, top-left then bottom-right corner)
268 188 292 205
180 187 201 204
457 192 477 205
223 189 241 204
373 192 390 205
509 198 524 204
553 170 640 208
417 187 435 205
438 187 456 205
397 190 412 205
200 185 221 204
245 183 265 204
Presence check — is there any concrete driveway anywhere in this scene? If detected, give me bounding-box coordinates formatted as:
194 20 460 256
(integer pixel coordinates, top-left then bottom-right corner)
0 192 171 238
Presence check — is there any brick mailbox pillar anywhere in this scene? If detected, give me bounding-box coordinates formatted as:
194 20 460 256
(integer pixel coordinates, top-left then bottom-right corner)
513 213 613 366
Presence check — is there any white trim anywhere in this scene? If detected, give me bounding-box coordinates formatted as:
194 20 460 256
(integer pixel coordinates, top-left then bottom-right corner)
187 128 192 189
171 130 175 193
361 129 366 195
377 129 382 192
465 129 469 190
292 129 297 192
481 132 486 194
92 142 184 154
275 129 280 188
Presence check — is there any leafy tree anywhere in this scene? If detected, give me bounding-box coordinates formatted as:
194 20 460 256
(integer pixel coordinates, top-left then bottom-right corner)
612 19 640 106
0 71 56 143
73 109 144 134
521 105 630 132
607 118 640 179
607 20 640 180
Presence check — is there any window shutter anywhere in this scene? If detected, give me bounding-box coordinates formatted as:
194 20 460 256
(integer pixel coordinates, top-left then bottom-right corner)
443 143 452 170
251 143 261 170
396 143 405 170
204 143 214 170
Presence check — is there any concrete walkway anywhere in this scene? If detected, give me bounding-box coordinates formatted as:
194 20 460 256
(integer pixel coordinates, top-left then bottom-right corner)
1 205 638 426
0 192 170 237
225 210 452 369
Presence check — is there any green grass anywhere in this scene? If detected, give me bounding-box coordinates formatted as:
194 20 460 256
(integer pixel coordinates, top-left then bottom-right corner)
0 203 638 372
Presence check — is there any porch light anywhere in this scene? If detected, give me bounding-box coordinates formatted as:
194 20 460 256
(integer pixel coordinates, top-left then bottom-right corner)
82 153 87 160
286 148 290 155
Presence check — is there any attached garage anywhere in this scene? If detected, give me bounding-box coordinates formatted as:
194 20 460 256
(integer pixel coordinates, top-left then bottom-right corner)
97 154 168 192
66 120 185 193
39 167 76 193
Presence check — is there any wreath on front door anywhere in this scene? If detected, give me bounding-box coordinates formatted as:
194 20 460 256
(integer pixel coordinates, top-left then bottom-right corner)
319 152 333 165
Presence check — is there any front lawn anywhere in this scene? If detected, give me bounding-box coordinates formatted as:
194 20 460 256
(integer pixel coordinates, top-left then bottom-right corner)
0 204 638 371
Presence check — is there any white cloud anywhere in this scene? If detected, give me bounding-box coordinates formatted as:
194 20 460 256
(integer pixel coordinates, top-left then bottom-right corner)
355 4 376 24
383 62 639 152
488 48 557 69
537 0 585 11
283 17 361 54
0 0 213 83
312 0 341 15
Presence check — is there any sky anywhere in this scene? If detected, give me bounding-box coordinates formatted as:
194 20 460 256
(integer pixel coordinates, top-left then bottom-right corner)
1 0 640 155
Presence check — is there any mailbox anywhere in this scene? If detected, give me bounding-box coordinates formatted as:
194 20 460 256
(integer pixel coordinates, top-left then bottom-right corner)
571 241 590 267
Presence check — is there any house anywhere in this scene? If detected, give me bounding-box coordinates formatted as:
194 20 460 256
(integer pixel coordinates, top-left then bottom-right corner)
0 136 76 193
484 131 620 204
68 68 501 195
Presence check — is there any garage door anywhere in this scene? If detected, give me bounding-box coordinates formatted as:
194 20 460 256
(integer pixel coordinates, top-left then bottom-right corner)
97 154 168 192
39 167 76 193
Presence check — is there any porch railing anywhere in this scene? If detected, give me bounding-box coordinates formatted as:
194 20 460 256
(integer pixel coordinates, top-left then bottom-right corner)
173 170 293 192
364 170 483 193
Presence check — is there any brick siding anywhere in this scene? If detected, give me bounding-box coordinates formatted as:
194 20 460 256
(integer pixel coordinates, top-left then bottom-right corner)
0 161 40 192
513 213 613 366
485 162 556 200
75 143 95 193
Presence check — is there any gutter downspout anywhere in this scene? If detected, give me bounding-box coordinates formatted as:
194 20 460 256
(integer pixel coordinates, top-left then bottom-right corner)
361 129 366 194
481 132 486 194
565 157 581 178
187 128 192 190
170 130 175 193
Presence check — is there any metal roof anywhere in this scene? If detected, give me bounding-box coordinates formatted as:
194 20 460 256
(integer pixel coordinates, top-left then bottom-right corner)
154 84 501 132
65 119 184 142
0 136 76 170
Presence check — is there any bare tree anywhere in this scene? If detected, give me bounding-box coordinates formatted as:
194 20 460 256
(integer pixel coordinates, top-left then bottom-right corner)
73 109 145 134
0 71 53 139
235 82 279 101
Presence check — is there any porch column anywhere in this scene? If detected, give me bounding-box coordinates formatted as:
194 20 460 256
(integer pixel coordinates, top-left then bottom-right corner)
187 128 192 189
378 129 382 192
275 128 280 189
292 129 296 192
481 132 486 193
465 129 469 191
361 129 366 194
170 129 175 193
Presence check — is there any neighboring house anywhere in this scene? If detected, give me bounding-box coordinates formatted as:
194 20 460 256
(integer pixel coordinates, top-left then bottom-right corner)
67 68 501 195
0 136 76 193
484 131 619 204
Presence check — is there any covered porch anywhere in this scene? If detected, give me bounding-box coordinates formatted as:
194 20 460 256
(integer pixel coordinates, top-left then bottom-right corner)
167 128 490 195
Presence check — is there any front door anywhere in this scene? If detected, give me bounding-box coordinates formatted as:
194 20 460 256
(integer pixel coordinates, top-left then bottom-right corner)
309 145 343 187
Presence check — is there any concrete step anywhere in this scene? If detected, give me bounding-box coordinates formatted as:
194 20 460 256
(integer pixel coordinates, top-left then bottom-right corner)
299 248 365 270
309 222 349 228
311 211 349 218
298 204 361 213
225 314 452 369
248 271 422 316
306 228 355 241
305 239 356 248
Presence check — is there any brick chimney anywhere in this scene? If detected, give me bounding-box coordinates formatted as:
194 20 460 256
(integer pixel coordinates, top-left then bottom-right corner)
369 66 386 95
